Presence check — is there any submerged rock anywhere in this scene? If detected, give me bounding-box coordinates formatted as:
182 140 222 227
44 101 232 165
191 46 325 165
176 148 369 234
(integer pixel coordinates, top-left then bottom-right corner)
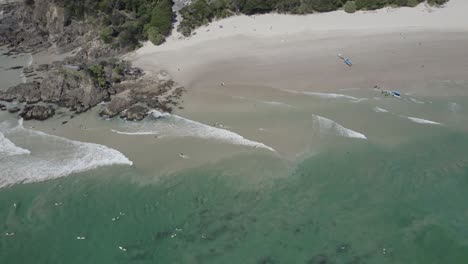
19 105 55 120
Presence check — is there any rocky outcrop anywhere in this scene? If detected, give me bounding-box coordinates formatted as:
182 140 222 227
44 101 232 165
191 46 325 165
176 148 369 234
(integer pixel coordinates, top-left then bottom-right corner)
19 105 55 120
0 60 149 119
40 69 109 110
0 2 186 122
0 82 41 103
99 78 185 120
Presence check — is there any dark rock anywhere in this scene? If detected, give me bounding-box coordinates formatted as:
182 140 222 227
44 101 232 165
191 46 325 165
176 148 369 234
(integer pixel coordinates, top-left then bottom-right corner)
8 66 23 70
122 105 149 121
100 97 135 118
8 107 21 113
0 82 41 103
0 104 6 111
23 67 34 74
19 105 55 120
40 70 109 108
62 121 68 125
36 64 49 71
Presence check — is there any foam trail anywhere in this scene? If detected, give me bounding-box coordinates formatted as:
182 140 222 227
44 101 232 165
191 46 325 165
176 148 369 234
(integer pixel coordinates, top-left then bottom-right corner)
0 132 31 156
260 101 293 108
113 111 276 152
232 96 293 108
405 116 443 125
282 89 358 100
312 115 367 139
409 98 425 104
0 120 132 188
374 107 389 113
351 98 368 103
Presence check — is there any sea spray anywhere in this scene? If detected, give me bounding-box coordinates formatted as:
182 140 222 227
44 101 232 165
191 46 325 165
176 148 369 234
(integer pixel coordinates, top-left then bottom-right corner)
312 115 367 139
112 110 276 152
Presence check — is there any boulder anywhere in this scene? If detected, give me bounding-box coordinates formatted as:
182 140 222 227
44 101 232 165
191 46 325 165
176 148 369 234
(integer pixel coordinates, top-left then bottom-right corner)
8 107 21 113
36 64 50 71
122 105 149 121
0 104 6 111
19 105 55 120
99 96 135 118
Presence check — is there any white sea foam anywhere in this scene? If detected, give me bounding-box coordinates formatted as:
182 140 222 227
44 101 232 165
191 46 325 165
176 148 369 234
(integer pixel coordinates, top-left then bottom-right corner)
374 107 389 113
0 120 132 188
282 89 358 100
112 111 276 152
0 132 31 156
351 98 368 103
404 116 443 125
409 98 425 104
312 115 367 139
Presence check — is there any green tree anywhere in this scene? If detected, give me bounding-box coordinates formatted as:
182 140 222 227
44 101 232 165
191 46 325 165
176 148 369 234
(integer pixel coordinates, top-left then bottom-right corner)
344 1 357 13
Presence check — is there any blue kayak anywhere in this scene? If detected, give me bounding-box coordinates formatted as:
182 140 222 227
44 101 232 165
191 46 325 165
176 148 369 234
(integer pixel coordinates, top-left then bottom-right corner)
344 58 352 66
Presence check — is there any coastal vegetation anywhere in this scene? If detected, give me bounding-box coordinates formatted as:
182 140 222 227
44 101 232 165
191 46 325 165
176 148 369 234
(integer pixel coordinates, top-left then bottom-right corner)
178 0 449 36
27 0 174 49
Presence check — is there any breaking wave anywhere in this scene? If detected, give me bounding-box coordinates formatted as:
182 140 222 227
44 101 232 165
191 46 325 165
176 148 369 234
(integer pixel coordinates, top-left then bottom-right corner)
405 116 443 125
0 120 132 188
0 131 31 156
312 115 367 139
112 111 276 152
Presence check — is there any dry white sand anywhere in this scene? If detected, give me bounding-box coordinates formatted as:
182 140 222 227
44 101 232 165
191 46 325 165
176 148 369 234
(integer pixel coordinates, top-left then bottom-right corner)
134 0 468 54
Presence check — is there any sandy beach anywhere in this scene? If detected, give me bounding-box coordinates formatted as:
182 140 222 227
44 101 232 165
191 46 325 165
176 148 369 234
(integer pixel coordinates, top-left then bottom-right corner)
129 0 468 99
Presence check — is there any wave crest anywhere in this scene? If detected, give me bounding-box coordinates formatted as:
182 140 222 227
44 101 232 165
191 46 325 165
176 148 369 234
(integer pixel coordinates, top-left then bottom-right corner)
113 111 276 152
312 115 367 139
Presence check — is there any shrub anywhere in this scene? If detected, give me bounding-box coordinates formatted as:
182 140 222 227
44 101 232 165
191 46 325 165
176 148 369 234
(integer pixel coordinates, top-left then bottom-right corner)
100 26 115 44
87 64 107 87
147 27 165 45
407 0 419 7
344 1 357 13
